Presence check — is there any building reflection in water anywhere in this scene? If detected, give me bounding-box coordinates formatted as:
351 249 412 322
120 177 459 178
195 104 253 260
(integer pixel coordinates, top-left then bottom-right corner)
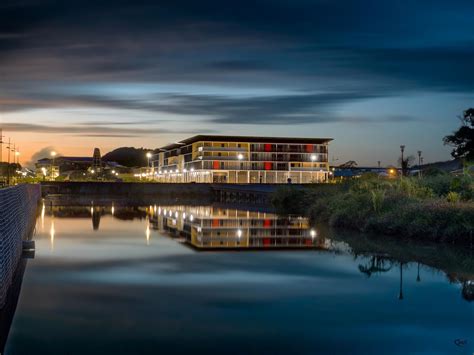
38 202 474 302
91 208 101 231
148 205 332 250
50 220 55 251
146 221 151 245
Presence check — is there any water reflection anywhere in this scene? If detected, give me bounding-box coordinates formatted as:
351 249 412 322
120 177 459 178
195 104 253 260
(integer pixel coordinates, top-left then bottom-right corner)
3 203 470 355
149 205 334 250
0 261 27 354
37 202 474 303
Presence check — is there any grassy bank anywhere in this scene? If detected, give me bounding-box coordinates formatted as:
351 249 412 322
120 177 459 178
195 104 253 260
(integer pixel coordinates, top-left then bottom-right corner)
272 173 474 244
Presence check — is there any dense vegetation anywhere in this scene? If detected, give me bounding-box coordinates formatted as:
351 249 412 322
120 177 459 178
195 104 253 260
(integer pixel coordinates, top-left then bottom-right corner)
272 172 474 244
102 147 155 167
443 108 474 161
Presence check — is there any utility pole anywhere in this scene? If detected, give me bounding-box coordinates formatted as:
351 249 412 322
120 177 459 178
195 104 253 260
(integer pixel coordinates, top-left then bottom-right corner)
6 138 11 185
0 128 4 164
417 151 422 178
400 145 405 178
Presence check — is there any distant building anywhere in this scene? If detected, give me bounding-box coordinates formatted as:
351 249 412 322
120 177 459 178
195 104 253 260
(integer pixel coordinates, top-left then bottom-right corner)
151 135 332 183
36 156 93 178
35 149 122 179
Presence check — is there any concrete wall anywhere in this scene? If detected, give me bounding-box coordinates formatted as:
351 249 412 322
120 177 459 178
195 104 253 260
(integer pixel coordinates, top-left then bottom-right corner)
0 184 40 306
41 181 214 197
40 182 217 206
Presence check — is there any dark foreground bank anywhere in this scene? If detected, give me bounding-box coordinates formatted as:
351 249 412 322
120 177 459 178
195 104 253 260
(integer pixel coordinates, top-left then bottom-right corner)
272 174 474 244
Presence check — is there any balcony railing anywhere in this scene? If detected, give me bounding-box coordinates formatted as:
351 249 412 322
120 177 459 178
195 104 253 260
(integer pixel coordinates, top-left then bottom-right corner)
198 156 246 161
197 147 247 152
289 167 327 172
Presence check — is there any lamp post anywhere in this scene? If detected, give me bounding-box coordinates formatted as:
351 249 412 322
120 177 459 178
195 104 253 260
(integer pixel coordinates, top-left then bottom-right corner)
50 151 57 180
146 152 152 178
400 145 405 178
417 150 422 178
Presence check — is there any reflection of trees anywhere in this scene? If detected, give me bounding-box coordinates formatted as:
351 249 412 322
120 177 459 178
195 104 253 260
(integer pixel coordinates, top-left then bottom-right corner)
358 256 393 277
332 228 474 302
461 281 474 302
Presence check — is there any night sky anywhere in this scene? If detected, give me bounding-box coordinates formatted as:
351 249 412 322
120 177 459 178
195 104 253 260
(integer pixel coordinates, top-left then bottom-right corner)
1 0 473 166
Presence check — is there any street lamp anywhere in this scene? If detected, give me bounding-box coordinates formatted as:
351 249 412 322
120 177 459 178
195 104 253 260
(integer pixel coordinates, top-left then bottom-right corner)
146 152 153 178
50 151 57 180
146 152 152 166
237 153 244 160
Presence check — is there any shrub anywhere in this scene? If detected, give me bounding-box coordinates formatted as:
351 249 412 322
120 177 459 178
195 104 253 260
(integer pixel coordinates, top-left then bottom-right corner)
446 191 460 203
271 176 474 244
371 189 385 213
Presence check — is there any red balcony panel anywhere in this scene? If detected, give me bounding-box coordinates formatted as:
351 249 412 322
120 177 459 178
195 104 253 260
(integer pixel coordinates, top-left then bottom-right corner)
264 162 272 170
263 238 271 246
306 144 313 153
263 219 272 227
305 239 313 246
264 144 272 152
212 219 220 227
213 160 220 169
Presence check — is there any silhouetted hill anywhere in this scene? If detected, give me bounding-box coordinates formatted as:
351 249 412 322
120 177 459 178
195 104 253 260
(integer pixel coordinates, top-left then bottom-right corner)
102 147 155 167
413 159 462 172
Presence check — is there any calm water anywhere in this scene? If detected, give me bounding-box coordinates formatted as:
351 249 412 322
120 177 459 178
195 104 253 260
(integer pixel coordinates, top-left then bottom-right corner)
3 204 474 354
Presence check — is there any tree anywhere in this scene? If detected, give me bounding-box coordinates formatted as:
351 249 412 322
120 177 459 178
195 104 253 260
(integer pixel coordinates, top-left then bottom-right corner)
398 155 414 176
443 108 474 161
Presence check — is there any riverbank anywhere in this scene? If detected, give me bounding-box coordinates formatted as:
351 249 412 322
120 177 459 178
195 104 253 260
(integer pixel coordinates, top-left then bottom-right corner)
272 173 474 244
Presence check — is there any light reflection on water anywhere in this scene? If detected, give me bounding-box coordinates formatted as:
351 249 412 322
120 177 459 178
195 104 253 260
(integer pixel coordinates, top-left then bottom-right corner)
3 204 474 355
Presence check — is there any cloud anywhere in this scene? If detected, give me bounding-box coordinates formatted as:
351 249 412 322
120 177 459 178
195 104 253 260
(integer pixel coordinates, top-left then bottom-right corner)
27 146 59 168
1 121 213 135
0 0 472 137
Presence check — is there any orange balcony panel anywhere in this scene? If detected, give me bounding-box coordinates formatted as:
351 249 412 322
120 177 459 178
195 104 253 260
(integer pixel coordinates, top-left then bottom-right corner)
306 144 313 153
213 160 220 169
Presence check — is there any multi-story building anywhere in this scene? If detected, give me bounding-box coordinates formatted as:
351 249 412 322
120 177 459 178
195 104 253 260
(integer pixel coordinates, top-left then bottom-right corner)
151 135 332 183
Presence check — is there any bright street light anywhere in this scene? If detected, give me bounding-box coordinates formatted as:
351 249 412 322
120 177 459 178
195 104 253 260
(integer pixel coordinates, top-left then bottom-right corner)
311 154 317 161
237 154 244 160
